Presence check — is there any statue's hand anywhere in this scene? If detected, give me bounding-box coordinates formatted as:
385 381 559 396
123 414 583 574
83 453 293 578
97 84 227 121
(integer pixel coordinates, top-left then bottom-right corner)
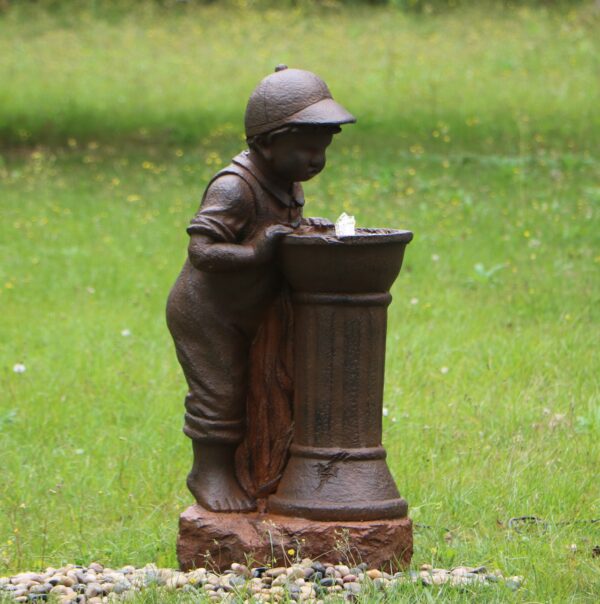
303 216 334 229
255 224 295 263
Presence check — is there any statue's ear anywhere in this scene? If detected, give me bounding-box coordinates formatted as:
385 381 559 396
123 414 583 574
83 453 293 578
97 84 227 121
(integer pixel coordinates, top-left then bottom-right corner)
255 138 273 161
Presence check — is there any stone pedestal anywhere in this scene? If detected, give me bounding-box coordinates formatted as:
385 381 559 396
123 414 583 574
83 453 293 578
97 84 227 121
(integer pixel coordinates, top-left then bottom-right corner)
177 505 413 572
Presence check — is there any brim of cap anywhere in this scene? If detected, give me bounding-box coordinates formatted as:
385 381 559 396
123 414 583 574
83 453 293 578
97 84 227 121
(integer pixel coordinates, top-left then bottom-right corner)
286 97 356 127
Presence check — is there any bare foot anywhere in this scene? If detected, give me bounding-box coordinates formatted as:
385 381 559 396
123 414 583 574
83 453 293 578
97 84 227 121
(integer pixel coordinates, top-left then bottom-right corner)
187 442 256 512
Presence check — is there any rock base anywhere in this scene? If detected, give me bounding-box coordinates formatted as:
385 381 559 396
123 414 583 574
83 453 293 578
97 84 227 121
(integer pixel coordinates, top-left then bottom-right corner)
177 505 413 572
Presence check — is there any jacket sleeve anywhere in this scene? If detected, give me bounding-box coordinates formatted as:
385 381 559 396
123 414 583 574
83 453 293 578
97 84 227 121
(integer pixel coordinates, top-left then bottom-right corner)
187 173 255 243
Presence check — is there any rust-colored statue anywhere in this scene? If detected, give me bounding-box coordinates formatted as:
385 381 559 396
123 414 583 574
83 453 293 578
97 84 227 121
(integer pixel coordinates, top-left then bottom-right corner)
166 66 355 512
168 66 414 570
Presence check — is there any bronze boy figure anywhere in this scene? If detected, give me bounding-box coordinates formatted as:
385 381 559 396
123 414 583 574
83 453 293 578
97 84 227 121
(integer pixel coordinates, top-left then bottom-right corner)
166 66 355 512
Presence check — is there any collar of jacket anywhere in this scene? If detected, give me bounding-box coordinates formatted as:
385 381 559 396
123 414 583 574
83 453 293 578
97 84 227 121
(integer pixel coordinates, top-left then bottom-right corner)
233 151 305 208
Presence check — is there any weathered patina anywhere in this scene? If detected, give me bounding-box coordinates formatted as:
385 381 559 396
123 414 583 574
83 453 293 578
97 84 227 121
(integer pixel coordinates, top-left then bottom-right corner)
168 66 413 570
167 66 355 512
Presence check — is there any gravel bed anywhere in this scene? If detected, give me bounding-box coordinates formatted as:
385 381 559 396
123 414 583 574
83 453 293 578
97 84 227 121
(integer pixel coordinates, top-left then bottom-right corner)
0 560 522 602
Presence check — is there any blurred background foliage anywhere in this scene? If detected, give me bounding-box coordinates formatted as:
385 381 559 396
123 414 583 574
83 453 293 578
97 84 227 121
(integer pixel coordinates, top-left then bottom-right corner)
1 0 599 151
0 0 595 12
1 2 599 599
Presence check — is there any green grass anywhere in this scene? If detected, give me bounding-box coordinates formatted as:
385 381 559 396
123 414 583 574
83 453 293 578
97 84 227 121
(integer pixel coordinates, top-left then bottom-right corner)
1 2 599 151
1 2 599 603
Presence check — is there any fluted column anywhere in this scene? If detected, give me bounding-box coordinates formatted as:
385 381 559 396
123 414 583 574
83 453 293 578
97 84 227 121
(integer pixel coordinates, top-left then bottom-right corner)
268 228 413 521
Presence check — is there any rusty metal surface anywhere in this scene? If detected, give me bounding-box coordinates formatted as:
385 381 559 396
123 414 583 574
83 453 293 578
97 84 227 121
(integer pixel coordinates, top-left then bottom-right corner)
167 66 413 530
245 67 356 137
268 228 412 521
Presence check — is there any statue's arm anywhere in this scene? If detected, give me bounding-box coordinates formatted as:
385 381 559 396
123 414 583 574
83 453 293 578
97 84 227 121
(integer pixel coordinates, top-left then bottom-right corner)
301 216 334 228
187 175 292 272
188 227 291 272
188 234 259 272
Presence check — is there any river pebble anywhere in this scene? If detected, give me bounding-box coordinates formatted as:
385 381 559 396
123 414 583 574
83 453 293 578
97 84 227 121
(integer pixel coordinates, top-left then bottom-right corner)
0 560 521 601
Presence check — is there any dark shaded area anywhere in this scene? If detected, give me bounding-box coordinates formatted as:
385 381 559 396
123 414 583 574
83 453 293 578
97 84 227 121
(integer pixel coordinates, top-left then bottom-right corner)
2 107 597 154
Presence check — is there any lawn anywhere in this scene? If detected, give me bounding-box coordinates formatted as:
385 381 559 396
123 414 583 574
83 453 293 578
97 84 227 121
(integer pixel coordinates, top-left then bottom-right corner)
1 2 599 602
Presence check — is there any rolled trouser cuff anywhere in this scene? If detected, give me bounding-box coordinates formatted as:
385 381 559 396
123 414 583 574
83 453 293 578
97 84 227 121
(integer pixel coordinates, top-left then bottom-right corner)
183 412 244 444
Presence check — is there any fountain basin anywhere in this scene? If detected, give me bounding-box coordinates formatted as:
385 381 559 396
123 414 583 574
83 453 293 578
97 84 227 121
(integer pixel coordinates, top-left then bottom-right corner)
269 226 413 522
280 227 413 294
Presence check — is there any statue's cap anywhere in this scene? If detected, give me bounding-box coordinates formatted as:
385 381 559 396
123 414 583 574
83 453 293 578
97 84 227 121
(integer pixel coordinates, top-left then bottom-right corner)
245 66 356 137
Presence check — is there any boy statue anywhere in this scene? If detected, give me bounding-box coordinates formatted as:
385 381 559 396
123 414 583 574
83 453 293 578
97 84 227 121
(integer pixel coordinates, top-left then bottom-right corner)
166 66 355 513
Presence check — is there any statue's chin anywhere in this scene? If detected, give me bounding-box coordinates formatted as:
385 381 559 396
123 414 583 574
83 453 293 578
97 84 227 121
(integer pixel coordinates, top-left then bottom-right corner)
298 170 322 182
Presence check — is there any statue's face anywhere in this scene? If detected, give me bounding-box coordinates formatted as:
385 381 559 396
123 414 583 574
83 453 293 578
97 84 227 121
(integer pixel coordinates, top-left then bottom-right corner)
264 127 335 183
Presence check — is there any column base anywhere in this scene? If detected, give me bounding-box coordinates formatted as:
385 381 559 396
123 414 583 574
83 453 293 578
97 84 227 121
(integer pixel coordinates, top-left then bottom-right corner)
177 505 413 572
268 445 408 521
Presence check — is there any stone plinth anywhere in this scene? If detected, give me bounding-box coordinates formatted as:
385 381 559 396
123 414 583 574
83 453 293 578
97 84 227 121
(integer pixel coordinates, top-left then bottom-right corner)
178 505 413 572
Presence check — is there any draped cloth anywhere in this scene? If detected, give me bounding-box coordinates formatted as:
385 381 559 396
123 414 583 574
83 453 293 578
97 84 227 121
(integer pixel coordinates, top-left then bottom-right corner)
235 288 294 500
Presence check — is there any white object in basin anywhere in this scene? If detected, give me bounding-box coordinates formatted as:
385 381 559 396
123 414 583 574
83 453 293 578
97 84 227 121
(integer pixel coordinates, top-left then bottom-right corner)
335 212 356 237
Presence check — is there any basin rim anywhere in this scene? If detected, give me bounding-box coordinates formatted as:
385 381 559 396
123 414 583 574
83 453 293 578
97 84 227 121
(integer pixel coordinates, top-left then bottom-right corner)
284 227 413 246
